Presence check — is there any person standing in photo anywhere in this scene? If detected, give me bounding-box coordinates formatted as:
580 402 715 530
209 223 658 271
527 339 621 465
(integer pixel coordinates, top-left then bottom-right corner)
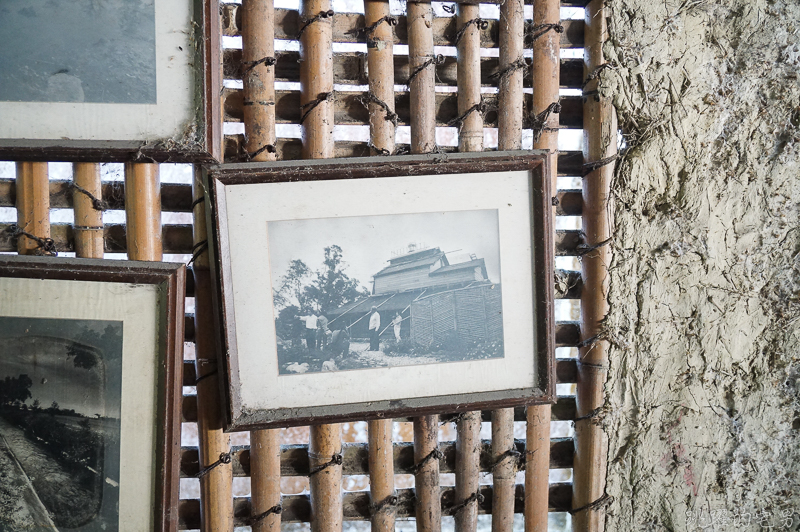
296 313 318 350
369 306 381 351
317 313 329 350
392 312 403 342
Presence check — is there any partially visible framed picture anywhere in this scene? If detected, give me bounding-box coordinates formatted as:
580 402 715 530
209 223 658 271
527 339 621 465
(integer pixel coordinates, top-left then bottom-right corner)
0 256 184 531
205 151 555 431
0 0 220 162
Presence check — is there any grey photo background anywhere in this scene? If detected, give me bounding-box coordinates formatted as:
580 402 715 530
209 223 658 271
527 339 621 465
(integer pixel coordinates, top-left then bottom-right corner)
0 317 123 530
0 0 156 104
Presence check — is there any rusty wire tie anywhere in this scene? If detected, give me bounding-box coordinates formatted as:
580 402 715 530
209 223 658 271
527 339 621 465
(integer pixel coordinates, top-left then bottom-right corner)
299 91 335 125
530 102 561 144
348 15 397 38
529 22 564 42
309 452 343 476
188 239 209 266
4 225 57 256
367 141 391 156
582 154 618 176
358 91 398 126
247 504 283 526
191 196 205 211
369 494 398 515
488 57 528 83
406 54 445 86
493 447 523 470
449 491 485 516
447 99 488 129
576 237 612 257
70 181 108 211
573 406 605 425
453 17 488 46
194 368 218 386
241 56 276 76
411 447 443 475
297 9 335 39
244 144 277 161
568 493 613 515
196 452 232 479
582 63 614 91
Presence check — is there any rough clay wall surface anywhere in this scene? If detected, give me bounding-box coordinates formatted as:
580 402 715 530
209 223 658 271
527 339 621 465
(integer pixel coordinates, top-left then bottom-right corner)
601 0 800 529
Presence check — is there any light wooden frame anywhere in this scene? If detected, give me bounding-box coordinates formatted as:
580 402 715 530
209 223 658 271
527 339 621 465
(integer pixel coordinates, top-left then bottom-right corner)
204 151 555 430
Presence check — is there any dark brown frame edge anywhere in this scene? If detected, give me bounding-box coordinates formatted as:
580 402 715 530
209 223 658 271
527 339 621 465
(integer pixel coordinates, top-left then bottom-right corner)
0 0 221 164
0 255 186 532
203 151 556 431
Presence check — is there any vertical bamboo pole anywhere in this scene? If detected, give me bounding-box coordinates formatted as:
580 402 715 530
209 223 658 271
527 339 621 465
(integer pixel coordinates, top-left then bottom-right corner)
408 1 441 529
191 173 234 532
365 0 396 155
407 0 436 153
413 414 441 532
573 1 614 529
250 429 281 531
300 0 335 160
242 0 277 162
15 162 50 255
491 409 516 532
124 163 162 260
368 419 395 532
526 0 560 529
300 0 342 529
453 6 482 532
454 411 481 532
365 1 397 530
497 0 524 150
72 163 104 259
241 1 283 529
493 1 524 529
455 3 483 153
309 423 343 531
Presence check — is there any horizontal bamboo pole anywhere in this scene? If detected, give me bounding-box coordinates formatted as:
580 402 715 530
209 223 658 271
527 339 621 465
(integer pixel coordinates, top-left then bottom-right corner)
222 136 587 173
223 89 584 129
223 50 584 89
179 438 575 478
181 395 580 425
221 7 586 48
177 483 575 529
0 180 583 216
183 358 580 388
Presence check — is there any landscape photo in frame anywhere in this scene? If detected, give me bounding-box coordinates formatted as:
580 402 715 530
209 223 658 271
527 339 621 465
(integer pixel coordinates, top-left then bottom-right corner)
269 209 505 375
0 317 123 530
206 153 555 429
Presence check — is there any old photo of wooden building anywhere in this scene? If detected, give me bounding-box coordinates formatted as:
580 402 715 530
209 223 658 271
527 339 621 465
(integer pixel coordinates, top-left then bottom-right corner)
268 209 505 375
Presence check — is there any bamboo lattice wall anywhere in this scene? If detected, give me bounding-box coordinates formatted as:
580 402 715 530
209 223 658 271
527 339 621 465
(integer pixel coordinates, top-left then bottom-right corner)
0 0 615 529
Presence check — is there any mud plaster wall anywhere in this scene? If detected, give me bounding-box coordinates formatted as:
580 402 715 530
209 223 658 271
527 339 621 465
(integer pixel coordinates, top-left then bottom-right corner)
599 0 800 529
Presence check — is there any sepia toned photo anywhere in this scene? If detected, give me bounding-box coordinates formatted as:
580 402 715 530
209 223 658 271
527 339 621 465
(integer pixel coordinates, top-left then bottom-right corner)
0 316 122 531
269 209 505 375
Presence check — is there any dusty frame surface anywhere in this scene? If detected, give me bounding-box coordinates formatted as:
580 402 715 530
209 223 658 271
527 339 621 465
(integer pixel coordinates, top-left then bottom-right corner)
205 151 555 431
0 0 221 163
0 255 185 532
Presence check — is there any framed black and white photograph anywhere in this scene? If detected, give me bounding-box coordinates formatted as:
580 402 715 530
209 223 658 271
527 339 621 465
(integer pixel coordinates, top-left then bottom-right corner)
205 152 555 430
0 0 221 162
0 256 184 531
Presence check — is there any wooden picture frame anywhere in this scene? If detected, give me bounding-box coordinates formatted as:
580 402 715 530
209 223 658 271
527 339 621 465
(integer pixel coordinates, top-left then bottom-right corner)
204 151 555 431
0 255 184 532
0 0 221 163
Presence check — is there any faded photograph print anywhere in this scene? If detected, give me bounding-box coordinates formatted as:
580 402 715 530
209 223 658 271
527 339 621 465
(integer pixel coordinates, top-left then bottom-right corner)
0 317 122 531
0 0 157 104
268 209 505 375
